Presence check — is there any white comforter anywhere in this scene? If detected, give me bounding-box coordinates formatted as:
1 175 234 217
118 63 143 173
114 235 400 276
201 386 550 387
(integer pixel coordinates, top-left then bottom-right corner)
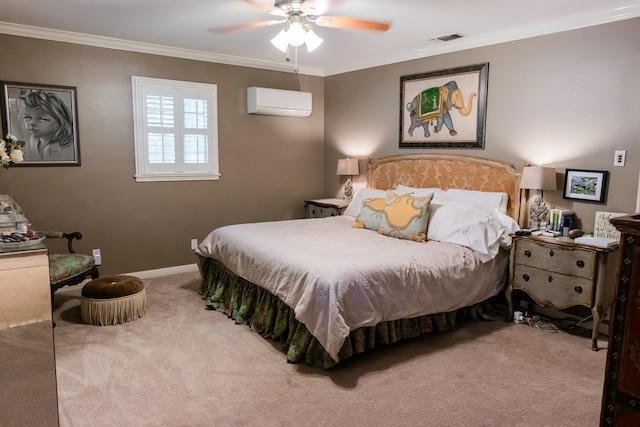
197 215 508 361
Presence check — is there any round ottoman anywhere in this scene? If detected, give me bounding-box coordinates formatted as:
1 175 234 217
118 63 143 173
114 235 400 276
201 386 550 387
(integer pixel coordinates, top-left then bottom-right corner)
81 275 147 326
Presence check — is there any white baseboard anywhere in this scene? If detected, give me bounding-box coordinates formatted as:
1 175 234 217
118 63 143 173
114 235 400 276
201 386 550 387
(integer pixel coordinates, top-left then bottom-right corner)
56 263 200 293
124 263 199 279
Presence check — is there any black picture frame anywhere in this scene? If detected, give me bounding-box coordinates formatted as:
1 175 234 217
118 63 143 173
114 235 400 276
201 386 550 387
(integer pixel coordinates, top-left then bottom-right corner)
399 63 488 149
563 169 609 203
1 81 80 166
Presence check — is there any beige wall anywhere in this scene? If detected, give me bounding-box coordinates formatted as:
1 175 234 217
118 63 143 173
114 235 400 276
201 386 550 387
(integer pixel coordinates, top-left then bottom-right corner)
324 18 640 231
1 17 638 274
0 34 325 275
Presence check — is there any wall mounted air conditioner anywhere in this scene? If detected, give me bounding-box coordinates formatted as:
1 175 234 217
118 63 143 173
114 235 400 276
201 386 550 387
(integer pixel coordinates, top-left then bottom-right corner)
247 87 312 117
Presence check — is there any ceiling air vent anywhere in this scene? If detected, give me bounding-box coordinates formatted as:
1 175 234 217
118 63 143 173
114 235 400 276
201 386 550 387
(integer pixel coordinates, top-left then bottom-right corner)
432 33 465 42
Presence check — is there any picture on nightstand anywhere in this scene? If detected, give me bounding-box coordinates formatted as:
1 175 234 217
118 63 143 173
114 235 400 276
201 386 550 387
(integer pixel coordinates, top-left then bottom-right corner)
594 211 626 240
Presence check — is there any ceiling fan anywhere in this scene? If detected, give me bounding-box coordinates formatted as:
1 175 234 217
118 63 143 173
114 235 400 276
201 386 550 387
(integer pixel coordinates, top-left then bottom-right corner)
210 0 390 53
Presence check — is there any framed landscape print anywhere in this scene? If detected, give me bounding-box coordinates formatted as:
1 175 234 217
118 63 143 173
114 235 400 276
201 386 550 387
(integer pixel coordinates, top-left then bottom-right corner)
563 169 608 203
1 82 80 166
399 63 488 149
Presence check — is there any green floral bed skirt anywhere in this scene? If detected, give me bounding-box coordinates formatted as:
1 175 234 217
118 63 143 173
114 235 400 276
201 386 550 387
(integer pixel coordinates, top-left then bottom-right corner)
198 257 498 369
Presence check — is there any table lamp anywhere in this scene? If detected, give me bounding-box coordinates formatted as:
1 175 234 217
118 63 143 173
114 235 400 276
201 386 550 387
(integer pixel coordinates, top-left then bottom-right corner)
337 158 359 202
520 165 557 230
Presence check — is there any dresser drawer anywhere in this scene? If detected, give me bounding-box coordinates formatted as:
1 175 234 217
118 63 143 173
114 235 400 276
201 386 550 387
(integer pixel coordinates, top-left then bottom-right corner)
514 239 596 280
306 204 340 218
513 264 594 308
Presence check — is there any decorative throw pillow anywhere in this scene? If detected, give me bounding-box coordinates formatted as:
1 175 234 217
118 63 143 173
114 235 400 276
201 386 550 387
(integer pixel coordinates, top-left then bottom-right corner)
343 188 388 217
353 191 434 242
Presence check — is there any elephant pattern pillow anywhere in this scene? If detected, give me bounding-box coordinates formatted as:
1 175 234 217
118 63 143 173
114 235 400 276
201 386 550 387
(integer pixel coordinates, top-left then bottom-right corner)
353 191 434 242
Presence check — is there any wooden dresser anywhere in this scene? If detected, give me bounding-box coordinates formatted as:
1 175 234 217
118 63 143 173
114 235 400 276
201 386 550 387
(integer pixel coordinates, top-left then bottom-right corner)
601 215 640 425
0 245 59 426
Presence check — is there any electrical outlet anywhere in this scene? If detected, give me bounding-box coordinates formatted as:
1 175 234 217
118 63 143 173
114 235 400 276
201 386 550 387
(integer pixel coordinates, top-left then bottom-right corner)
614 150 626 166
190 238 198 251
92 249 102 266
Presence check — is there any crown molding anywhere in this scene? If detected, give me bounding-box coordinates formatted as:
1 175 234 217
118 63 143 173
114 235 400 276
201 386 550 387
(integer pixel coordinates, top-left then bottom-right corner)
1 2 639 78
0 21 326 76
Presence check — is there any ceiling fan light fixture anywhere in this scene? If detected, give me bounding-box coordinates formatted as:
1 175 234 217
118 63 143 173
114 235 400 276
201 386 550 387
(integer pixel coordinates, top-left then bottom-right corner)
286 21 307 46
270 17 324 54
304 29 323 52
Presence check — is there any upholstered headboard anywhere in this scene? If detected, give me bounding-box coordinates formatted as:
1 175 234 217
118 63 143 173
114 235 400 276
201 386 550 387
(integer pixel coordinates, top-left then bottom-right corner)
367 154 524 224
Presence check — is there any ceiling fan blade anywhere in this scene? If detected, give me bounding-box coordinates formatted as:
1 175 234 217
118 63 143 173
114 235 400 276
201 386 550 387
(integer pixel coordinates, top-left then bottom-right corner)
209 19 285 34
241 0 287 16
302 0 343 15
314 15 390 32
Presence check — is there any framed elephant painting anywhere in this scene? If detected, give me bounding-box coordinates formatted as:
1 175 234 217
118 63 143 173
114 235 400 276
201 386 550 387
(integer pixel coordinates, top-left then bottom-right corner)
399 63 489 149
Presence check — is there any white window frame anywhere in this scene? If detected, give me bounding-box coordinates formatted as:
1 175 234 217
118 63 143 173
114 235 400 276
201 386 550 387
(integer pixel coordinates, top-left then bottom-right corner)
132 76 220 182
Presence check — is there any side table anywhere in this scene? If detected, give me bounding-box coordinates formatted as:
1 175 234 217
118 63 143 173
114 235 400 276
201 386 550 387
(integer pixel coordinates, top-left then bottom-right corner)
506 234 618 351
304 198 349 218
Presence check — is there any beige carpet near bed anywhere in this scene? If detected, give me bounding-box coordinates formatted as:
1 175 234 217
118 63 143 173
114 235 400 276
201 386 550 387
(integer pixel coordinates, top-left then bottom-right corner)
53 271 607 426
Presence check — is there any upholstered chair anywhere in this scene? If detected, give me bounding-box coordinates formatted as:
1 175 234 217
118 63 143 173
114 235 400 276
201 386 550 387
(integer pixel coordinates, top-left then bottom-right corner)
43 231 100 308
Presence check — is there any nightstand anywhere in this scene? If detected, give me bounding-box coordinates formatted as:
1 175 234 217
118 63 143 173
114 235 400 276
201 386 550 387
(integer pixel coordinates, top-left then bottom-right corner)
304 198 349 218
506 234 618 351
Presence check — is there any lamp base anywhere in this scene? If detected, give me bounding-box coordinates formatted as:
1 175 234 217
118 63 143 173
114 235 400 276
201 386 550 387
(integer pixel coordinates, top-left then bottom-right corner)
528 195 549 230
343 178 354 202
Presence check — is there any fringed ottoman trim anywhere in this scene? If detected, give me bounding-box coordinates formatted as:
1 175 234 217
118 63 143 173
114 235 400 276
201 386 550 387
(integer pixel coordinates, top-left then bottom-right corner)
81 289 147 326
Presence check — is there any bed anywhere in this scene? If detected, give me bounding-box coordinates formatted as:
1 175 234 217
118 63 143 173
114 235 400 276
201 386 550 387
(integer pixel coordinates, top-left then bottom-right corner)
197 154 523 368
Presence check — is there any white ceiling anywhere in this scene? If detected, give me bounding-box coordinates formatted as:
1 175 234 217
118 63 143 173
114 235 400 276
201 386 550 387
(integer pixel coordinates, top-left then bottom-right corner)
1 0 639 76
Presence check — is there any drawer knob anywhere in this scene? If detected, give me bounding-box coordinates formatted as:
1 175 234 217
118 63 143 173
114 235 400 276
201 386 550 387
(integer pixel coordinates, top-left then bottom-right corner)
522 274 530 281
574 285 583 294
549 249 555 257
576 260 585 268
548 275 553 283
524 250 531 257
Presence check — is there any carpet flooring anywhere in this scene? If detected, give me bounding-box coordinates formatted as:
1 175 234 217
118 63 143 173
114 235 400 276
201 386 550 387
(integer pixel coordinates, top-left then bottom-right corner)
53 271 607 426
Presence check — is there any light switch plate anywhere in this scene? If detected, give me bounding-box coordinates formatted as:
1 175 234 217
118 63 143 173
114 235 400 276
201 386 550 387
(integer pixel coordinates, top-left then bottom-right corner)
614 150 626 166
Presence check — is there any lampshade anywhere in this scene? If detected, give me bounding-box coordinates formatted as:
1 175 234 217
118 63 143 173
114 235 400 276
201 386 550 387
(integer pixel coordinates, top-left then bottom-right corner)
337 158 359 176
519 166 557 191
270 29 290 52
303 29 323 52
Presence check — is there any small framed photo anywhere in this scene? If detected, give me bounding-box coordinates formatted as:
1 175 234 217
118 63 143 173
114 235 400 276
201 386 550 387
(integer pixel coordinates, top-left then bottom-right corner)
563 169 609 203
1 82 80 166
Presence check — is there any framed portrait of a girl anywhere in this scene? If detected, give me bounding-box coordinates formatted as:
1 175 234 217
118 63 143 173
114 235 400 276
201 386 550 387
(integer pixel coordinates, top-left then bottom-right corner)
1 82 80 166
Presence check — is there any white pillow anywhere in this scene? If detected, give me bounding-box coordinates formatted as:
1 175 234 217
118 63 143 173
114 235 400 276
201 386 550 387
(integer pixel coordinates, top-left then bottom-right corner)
445 189 509 214
343 188 387 217
427 201 520 262
395 184 446 202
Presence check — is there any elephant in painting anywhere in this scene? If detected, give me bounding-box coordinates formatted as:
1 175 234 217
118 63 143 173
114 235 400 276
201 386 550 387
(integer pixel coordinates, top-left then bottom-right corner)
406 81 476 138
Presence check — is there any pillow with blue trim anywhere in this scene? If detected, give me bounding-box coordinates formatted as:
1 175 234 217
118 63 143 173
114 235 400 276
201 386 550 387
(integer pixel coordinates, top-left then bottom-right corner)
353 191 434 242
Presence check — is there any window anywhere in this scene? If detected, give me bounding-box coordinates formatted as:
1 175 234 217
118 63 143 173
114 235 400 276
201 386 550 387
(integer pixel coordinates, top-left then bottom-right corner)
132 76 219 182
